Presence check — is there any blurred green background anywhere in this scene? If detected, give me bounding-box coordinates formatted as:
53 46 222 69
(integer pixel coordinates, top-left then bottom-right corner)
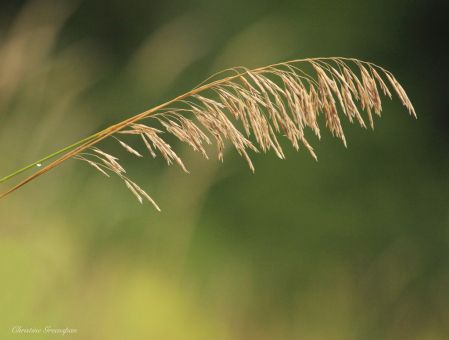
0 0 448 339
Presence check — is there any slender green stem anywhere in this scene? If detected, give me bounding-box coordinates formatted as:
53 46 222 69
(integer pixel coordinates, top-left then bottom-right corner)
0 130 107 184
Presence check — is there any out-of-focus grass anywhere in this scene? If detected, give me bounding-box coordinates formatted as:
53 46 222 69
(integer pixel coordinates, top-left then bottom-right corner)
1 0 448 339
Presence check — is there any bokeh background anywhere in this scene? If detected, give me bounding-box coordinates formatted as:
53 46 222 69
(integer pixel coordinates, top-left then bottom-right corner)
0 0 448 339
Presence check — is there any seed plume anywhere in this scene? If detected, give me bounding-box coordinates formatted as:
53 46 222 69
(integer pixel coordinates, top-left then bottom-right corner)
0 58 416 208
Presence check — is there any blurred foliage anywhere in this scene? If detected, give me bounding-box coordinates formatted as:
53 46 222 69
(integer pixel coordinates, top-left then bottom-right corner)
0 0 448 339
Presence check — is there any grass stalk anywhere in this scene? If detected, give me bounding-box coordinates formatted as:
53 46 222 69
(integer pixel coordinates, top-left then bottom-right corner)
0 58 415 207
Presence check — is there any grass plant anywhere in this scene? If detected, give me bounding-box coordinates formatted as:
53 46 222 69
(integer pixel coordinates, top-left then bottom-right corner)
0 58 415 209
